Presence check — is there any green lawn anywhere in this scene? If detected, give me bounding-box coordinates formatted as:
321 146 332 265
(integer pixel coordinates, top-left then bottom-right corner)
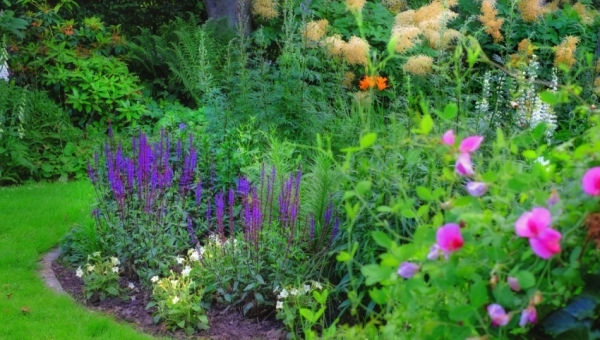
0 181 163 340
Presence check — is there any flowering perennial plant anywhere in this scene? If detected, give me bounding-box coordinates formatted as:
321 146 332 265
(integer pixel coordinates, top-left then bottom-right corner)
77 252 123 301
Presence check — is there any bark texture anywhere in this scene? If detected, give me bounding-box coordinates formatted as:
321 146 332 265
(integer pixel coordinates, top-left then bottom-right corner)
203 0 253 35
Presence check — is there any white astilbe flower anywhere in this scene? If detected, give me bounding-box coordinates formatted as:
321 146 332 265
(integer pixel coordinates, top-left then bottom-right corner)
0 40 8 82
181 266 191 277
189 249 200 262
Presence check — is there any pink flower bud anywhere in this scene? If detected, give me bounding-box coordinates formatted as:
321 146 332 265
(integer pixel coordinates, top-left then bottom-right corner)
582 167 600 196
441 130 455 145
455 153 474 177
459 136 484 153
397 262 420 279
436 223 464 253
529 228 561 259
507 276 521 292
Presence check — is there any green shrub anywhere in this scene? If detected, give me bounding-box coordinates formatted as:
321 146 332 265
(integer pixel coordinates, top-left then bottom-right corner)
0 82 83 184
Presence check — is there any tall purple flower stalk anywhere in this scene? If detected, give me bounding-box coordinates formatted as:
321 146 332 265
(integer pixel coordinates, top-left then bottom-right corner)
216 192 225 238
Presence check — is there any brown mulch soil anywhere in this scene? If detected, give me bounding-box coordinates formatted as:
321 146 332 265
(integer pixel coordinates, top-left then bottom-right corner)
51 260 286 340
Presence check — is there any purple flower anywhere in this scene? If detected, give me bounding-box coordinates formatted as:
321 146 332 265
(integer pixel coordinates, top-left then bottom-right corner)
519 305 537 327
427 244 444 260
487 304 510 327
466 182 488 197
397 262 420 279
195 182 203 206
507 276 521 292
179 123 186 130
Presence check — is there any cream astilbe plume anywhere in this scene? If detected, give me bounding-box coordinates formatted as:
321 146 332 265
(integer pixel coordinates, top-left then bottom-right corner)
391 25 422 53
383 0 407 12
252 0 279 20
518 0 543 22
342 36 370 66
323 35 345 57
422 28 460 49
412 0 460 49
395 10 417 26
342 72 356 88
554 36 579 69
346 0 366 12
572 2 596 26
543 0 560 12
518 39 535 56
304 19 329 42
479 0 504 42
403 54 434 75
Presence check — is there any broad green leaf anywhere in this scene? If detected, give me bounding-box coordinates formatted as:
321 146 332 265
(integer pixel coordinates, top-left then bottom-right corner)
420 114 434 134
469 280 488 308
449 305 473 321
361 264 393 286
336 251 352 262
416 186 433 201
539 91 558 105
516 271 536 289
360 133 377 148
372 231 393 249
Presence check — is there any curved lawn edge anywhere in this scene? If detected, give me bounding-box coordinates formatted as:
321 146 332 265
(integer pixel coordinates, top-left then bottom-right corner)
0 181 166 340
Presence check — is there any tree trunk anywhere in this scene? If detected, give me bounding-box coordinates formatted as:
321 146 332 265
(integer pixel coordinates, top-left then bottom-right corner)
202 0 253 35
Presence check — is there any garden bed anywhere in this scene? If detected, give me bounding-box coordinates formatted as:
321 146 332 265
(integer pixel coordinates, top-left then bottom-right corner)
51 259 286 340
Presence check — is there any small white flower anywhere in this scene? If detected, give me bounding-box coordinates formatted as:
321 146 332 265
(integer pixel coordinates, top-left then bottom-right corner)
170 280 178 287
290 288 299 296
303 285 310 293
93 251 101 257
86 265 95 272
176 256 184 264
181 266 191 277
75 267 84 278
151 276 159 283
189 251 200 262
313 281 323 290
536 156 550 167
128 282 135 289
276 301 283 309
278 289 289 299
198 246 205 255
172 296 180 304
111 266 119 273
110 257 120 265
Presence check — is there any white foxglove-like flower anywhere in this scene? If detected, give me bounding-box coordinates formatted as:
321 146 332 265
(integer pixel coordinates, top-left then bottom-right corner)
303 285 310 293
151 276 159 283
278 289 289 299
111 267 119 273
86 265 95 272
290 288 299 296
181 266 191 277
172 296 180 304
312 281 323 290
176 256 184 264
189 251 200 262
110 257 120 265
0 61 8 82
76 267 84 278
276 301 283 309
170 280 178 287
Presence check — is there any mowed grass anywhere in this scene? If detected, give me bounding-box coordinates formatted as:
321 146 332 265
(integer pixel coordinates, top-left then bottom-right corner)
0 181 164 340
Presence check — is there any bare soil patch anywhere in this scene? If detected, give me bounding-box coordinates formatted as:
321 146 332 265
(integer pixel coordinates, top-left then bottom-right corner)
51 260 286 340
